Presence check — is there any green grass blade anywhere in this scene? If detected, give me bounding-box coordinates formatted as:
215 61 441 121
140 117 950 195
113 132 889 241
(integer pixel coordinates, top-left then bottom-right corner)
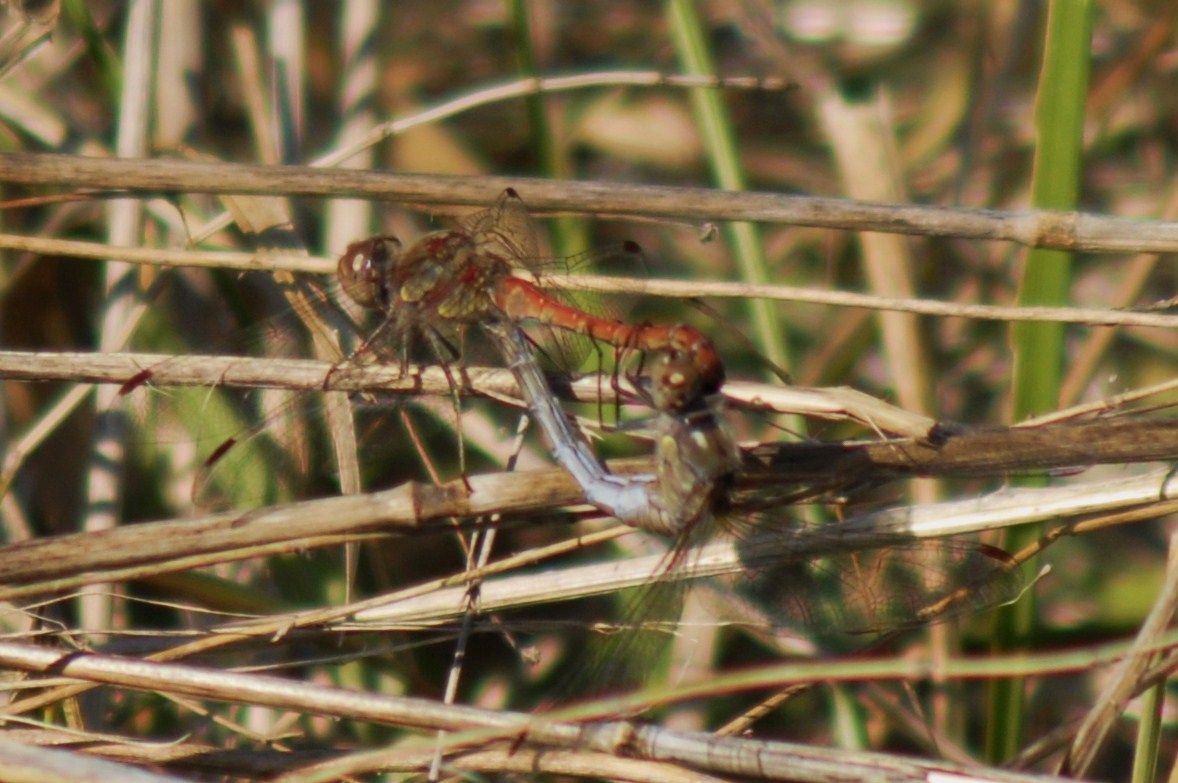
666 0 792 376
1131 680 1164 783
988 0 1093 763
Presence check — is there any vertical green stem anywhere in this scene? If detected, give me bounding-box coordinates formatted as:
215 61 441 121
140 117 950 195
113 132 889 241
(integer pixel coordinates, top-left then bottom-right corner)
988 0 1092 763
1131 679 1164 783
666 0 791 376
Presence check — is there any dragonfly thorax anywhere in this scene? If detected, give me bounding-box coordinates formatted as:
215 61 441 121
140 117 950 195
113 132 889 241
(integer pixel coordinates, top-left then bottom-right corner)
653 399 741 532
396 231 515 322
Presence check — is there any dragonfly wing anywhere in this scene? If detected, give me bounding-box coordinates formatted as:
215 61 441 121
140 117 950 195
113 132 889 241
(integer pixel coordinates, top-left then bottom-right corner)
733 530 1024 634
465 188 539 268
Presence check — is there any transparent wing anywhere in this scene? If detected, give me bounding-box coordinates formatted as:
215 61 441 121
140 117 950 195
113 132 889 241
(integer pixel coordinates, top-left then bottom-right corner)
464 188 539 269
730 528 1022 634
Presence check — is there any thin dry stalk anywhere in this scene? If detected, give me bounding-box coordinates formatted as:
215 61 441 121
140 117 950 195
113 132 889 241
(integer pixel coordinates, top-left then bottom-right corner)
8 232 1178 328
6 152 1178 252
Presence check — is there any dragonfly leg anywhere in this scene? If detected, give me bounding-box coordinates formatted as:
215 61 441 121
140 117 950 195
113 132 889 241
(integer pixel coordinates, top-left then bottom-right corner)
424 327 473 493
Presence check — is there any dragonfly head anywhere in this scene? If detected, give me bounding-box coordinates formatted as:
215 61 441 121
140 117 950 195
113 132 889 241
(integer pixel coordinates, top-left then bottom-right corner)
647 349 725 413
338 236 402 311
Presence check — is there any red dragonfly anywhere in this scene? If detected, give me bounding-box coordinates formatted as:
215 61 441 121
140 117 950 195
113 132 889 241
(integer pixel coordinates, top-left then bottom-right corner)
336 188 736 532
336 188 725 416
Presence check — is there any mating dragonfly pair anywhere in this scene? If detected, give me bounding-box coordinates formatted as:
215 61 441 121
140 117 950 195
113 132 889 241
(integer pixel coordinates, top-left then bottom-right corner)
325 188 1022 636
336 188 734 536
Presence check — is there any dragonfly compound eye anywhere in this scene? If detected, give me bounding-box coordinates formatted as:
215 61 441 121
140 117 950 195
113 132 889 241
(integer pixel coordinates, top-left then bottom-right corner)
338 236 401 310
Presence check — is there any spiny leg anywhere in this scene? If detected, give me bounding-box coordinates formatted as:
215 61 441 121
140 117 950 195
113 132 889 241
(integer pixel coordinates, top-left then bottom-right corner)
629 336 655 410
610 340 632 428
591 335 608 430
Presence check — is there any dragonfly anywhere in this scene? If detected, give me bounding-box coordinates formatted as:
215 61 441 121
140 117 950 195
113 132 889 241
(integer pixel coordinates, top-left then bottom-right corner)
335 188 735 532
336 188 725 418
